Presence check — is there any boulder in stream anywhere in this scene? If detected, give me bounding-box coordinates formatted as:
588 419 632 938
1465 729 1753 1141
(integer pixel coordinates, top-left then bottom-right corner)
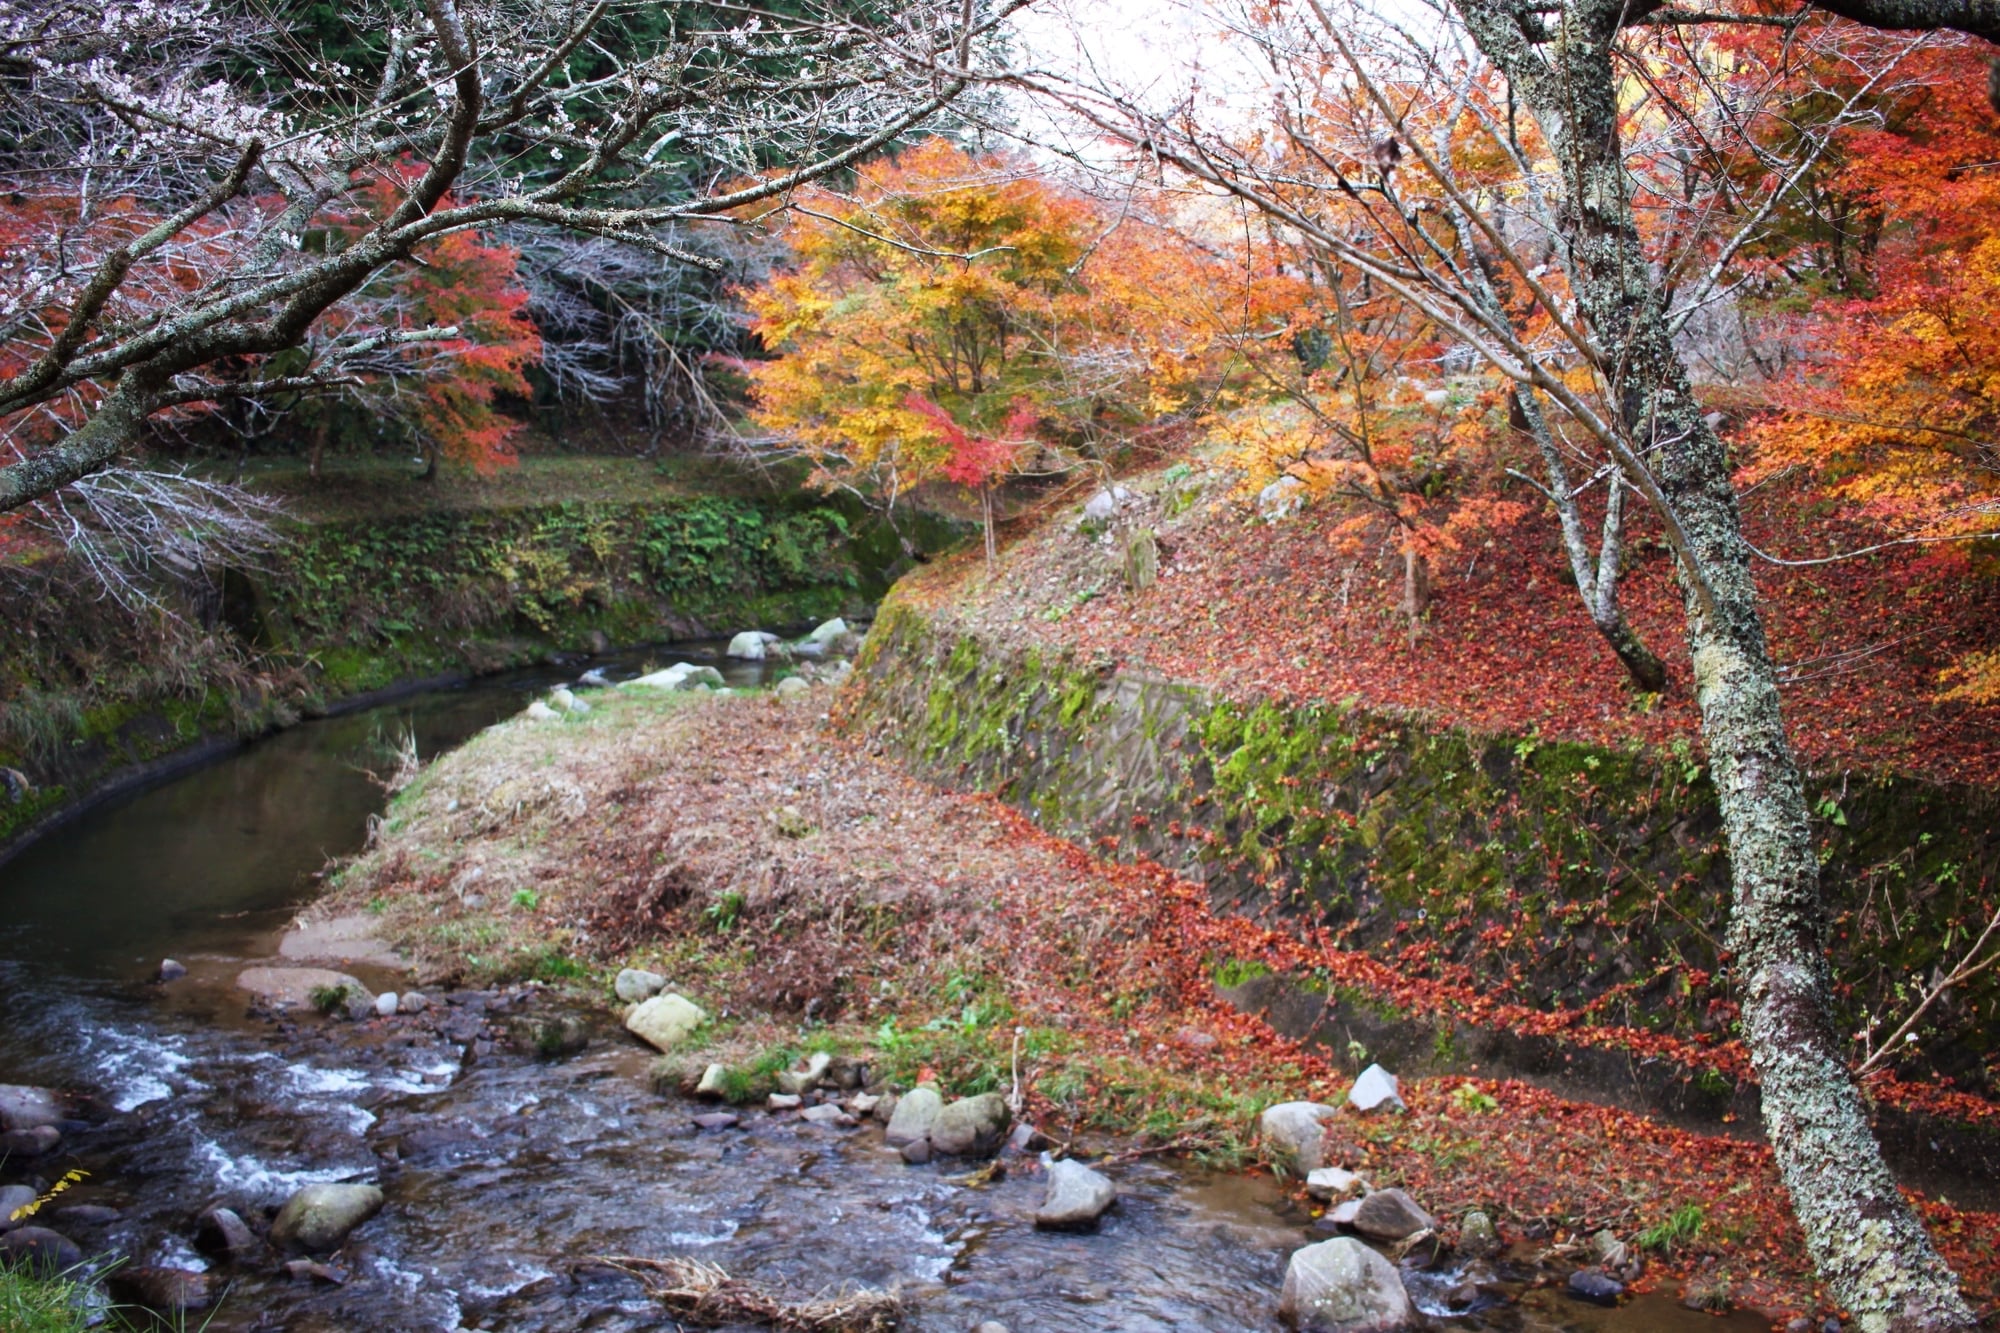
0 1125 60 1158
158 959 187 982
1034 1158 1117 1231
623 664 725 692
1261 1101 1339 1177
236 967 374 1017
624 993 707 1052
884 1086 942 1147
1279 1236 1415 1332
727 631 783 661
195 1206 259 1259
1350 1188 1435 1242
270 1183 384 1253
0 1226 84 1277
930 1092 1010 1158
109 1266 215 1313
0 1084 62 1132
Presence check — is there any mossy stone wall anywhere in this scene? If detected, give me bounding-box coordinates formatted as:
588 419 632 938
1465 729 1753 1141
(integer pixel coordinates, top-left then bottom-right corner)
845 600 2000 1098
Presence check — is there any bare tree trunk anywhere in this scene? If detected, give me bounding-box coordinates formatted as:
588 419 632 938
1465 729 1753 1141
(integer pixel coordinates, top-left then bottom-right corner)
1452 2 1978 1324
1400 542 1429 643
308 415 329 479
980 484 997 572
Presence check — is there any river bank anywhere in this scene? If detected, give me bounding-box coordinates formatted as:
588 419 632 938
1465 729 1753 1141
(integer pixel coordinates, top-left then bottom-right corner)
315 681 2000 1324
0 456 909 858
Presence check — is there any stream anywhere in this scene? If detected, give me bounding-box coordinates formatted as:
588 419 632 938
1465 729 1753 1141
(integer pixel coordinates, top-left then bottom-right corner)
0 645 1772 1332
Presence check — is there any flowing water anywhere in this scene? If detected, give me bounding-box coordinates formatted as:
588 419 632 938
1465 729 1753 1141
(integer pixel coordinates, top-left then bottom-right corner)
0 647 1771 1332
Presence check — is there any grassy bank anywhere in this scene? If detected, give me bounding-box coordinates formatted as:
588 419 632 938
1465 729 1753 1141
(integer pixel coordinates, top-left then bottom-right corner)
0 456 910 848
324 684 2000 1326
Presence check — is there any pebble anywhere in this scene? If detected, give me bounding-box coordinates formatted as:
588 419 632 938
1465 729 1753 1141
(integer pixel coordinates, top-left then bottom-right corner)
692 1112 741 1131
376 992 400 1017
158 959 188 982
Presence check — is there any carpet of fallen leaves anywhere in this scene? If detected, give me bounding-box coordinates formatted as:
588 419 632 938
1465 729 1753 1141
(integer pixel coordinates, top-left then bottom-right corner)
899 466 2000 786
336 691 1999 1325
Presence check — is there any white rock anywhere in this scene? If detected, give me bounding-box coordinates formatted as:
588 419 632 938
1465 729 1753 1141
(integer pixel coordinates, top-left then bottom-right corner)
726 631 782 660
774 675 811 697
695 1064 730 1099
1261 1101 1339 1177
1080 485 1136 524
1347 1064 1405 1113
576 668 611 688
805 618 849 647
614 968 667 1004
1258 474 1307 522
624 993 707 1052
1279 1236 1415 1332
524 700 561 722
1034 1158 1117 1230
623 664 726 691
374 992 399 1018
776 1052 832 1095
1421 388 1451 408
1306 1167 1364 1201
800 1102 857 1127
548 687 580 713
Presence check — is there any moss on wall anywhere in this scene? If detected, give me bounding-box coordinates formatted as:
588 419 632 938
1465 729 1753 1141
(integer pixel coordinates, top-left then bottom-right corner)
844 600 2000 1098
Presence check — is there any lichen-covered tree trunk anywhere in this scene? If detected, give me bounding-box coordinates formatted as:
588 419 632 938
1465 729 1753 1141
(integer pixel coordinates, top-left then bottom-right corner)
1451 1 1978 1325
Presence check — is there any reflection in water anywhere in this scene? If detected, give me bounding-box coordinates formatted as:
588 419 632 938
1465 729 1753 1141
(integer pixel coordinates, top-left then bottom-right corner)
0 647 1772 1332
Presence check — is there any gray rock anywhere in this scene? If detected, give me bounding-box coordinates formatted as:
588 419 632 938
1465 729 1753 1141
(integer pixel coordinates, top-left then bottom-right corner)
1458 1210 1500 1257
375 992 399 1018
847 1092 882 1117
0 1184 38 1231
269 1183 384 1253
517 1013 589 1058
109 1267 215 1312
1279 1236 1415 1332
282 1258 345 1284
775 675 812 697
884 1086 943 1147
825 1055 867 1090
695 1064 730 1098
0 1226 83 1276
1590 1228 1629 1268
1081 486 1137 524
0 1084 62 1132
624 993 707 1052
1347 1064 1405 1113
972 1323 1012 1333
0 1125 61 1158
615 969 667 1004
873 1091 899 1125
1261 1101 1338 1177
195 1206 259 1258
524 699 562 722
1351 1188 1435 1242
899 1138 933 1164
1258 475 1306 522
777 1052 832 1095
1328 1199 1363 1228
931 1092 1010 1158
399 990 431 1014
1567 1268 1625 1306
623 663 725 691
51 1205 118 1226
1034 1158 1117 1231
800 1103 857 1127
692 1112 740 1131
767 1093 802 1110
158 959 187 982
1306 1167 1363 1201
236 967 373 1015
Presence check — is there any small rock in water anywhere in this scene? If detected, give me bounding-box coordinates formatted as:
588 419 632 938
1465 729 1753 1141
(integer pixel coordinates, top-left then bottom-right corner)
282 1258 345 1285
1567 1268 1626 1306
930 1092 1010 1158
624 993 707 1052
900 1138 933 1165
1351 1188 1435 1242
109 1266 215 1312
375 992 399 1018
614 969 667 1004
1306 1167 1363 1201
884 1086 943 1147
800 1103 856 1127
1458 1209 1500 1257
1279 1235 1415 1332
270 1183 384 1253
692 1112 741 1132
1261 1101 1339 1177
195 1206 258 1258
577 668 611 688
0 1125 60 1158
399 990 431 1014
0 1226 84 1277
847 1092 882 1117
1346 1064 1405 1113
158 959 187 982
767 1093 802 1110
1034 1158 1117 1231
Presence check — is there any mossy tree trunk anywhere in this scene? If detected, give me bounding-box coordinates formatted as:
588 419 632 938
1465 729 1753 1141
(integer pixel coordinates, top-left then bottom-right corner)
1452 0 1977 1324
